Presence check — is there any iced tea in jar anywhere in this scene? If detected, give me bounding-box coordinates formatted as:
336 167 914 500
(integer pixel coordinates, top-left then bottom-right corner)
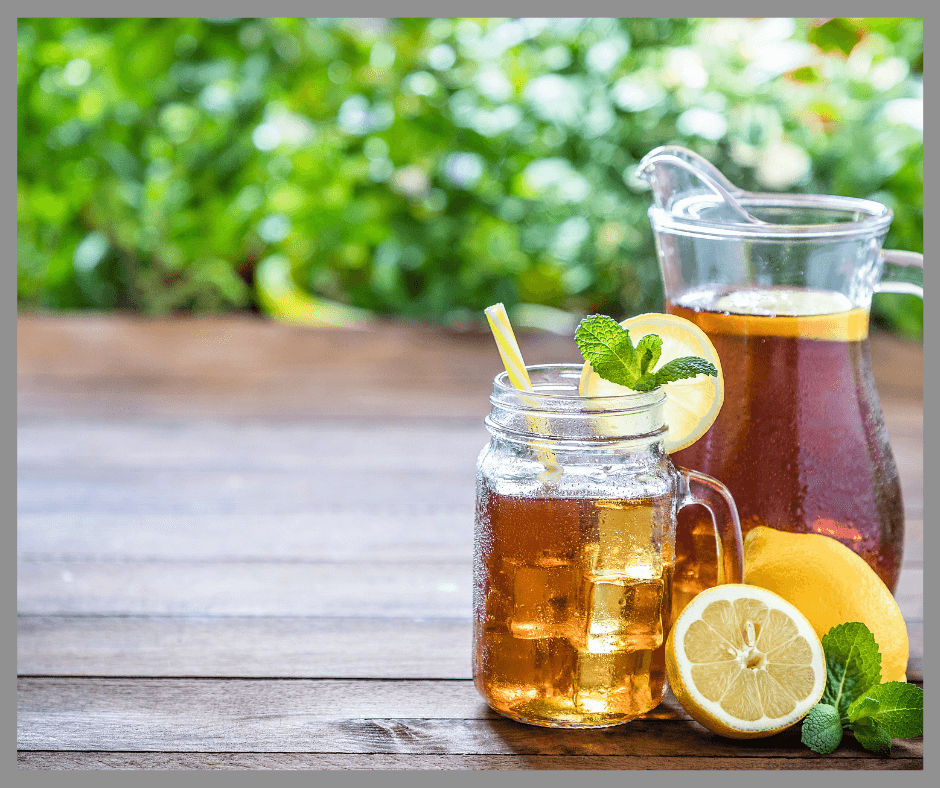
473 365 743 728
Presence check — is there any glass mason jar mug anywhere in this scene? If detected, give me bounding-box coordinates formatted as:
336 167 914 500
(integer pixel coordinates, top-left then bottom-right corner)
473 365 744 728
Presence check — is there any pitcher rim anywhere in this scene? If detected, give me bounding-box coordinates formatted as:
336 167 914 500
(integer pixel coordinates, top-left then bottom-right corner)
649 192 893 240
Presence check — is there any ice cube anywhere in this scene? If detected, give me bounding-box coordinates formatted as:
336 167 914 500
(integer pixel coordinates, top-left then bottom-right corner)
582 577 665 653
574 649 654 714
481 629 577 700
590 500 661 577
510 559 578 640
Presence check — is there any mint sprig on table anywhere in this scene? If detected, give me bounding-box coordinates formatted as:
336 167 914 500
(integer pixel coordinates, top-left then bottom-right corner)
574 314 717 392
801 622 923 755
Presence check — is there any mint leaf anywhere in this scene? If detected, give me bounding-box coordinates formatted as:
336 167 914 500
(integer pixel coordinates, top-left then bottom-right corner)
851 719 893 756
651 356 717 387
801 704 843 754
848 682 923 738
820 622 882 719
574 314 717 393
635 334 662 376
630 373 661 393
575 315 639 388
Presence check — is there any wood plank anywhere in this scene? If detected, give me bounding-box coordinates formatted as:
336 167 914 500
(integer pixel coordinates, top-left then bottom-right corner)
17 314 582 421
16 560 473 617
16 512 922 567
15 416 921 563
17 678 923 760
16 559 920 622
891 433 924 518
15 752 924 770
16 426 483 518
15 678 922 761
16 471 919 527
903 519 923 567
17 418 918 558
17 616 473 679
16 616 921 681
16 315 922 420
16 420 488 471
881 401 926 439
866 329 925 402
894 569 923 621
16 413 919 490
909 621 923 679
15 466 474 518
17 512 475 563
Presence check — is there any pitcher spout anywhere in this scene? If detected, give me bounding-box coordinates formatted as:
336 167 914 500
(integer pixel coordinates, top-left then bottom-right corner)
635 145 762 224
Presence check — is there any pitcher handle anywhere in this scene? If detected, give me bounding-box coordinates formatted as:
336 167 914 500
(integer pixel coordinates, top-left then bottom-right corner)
876 250 923 299
677 467 744 586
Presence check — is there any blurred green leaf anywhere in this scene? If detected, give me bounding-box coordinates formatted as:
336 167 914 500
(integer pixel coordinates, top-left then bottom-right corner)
16 17 922 337
808 18 861 55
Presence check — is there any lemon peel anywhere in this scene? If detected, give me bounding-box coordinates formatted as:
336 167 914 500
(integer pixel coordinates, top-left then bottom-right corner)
579 313 723 452
743 526 909 682
665 584 826 738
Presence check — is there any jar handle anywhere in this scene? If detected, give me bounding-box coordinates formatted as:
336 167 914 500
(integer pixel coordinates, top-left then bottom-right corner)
876 250 923 299
677 467 744 586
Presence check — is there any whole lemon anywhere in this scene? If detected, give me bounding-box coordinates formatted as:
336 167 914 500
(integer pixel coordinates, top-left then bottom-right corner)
743 526 909 683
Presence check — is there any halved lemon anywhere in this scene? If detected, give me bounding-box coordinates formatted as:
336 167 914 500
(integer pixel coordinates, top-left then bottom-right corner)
578 313 723 452
665 584 826 739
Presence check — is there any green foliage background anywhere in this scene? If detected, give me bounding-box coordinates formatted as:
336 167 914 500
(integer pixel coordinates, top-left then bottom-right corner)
17 18 923 337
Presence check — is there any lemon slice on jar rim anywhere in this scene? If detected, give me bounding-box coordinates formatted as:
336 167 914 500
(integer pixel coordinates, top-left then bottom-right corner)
665 584 827 739
578 313 723 453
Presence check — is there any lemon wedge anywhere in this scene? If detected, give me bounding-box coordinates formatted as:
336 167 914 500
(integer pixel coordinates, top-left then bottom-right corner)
665 584 826 739
579 313 723 452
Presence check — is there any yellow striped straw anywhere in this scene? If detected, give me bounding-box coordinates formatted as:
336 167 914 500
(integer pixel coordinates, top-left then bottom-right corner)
484 303 533 392
484 303 561 484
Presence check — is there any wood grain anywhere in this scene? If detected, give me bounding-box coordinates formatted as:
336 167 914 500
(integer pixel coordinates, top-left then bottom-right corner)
17 509 475 563
16 314 579 421
15 512 923 566
17 560 473 617
14 559 921 621
16 418 919 560
15 315 924 770
16 752 924 770
16 678 922 760
16 616 922 680
17 616 473 678
16 420 489 476
16 314 922 419
16 431 483 518
16 417 920 520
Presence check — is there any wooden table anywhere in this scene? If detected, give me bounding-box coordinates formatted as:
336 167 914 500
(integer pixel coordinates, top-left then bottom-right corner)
17 313 923 770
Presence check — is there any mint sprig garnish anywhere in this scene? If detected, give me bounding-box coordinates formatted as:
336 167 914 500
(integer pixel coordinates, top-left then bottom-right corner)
574 314 717 392
851 719 893 756
820 622 882 721
801 704 843 754
801 622 922 756
848 682 924 739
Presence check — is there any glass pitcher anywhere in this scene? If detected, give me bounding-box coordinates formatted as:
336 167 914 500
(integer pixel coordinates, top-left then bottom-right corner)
473 365 744 728
635 146 923 614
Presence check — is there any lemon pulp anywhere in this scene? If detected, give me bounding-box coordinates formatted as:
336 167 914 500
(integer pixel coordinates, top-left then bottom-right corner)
666 584 826 738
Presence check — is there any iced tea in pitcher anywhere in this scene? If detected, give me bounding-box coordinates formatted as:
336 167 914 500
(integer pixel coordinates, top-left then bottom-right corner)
667 286 904 614
636 145 923 614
